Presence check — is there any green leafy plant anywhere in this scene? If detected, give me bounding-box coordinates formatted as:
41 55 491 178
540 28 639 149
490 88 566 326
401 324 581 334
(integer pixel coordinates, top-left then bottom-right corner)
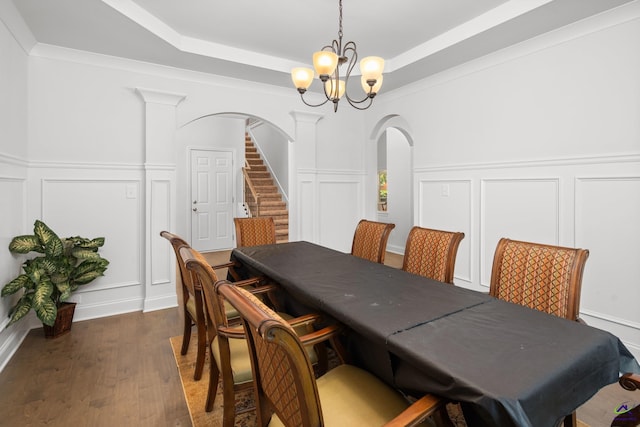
1 220 109 327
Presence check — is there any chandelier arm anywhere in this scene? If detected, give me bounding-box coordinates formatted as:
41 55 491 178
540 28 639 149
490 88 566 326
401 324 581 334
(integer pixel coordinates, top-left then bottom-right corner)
345 95 375 110
299 92 332 108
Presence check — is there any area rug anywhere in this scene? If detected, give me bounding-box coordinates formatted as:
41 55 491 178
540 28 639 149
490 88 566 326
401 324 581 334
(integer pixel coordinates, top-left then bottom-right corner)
170 334 589 427
169 334 255 427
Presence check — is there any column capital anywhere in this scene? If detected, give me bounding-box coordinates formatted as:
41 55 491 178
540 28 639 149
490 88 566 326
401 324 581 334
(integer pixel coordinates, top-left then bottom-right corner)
289 110 324 125
135 87 186 106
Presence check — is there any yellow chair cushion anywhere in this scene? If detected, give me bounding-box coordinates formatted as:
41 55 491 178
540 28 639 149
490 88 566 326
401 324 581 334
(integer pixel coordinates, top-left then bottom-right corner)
278 312 318 364
211 336 253 385
268 364 415 427
185 296 197 320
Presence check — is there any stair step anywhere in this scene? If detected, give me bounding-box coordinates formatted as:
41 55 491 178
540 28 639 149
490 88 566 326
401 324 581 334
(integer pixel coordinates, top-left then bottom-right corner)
261 201 286 208
245 132 288 242
255 186 278 193
252 178 274 185
260 211 288 218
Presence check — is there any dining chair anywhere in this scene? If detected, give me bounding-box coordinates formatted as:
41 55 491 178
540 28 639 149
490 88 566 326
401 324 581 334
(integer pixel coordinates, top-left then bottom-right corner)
182 246 333 425
489 238 589 322
218 280 453 427
160 230 262 381
234 217 277 247
490 238 589 427
351 219 396 264
402 226 465 284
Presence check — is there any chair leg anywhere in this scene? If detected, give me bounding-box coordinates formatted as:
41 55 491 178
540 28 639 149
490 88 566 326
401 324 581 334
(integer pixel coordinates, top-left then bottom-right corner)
181 311 193 355
434 405 455 427
205 348 220 412
563 412 577 427
193 321 206 380
222 380 237 427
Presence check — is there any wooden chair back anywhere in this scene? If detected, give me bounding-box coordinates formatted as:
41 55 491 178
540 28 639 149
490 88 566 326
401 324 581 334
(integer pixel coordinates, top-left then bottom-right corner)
218 282 323 427
160 231 207 380
489 238 589 321
402 226 465 284
181 245 254 422
351 219 396 264
234 217 276 247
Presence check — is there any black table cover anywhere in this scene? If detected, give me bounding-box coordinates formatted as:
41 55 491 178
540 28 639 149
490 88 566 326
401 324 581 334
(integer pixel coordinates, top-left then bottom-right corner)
231 241 640 427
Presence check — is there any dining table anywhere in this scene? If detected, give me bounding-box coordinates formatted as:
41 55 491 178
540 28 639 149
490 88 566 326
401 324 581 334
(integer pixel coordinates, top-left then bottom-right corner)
230 241 640 427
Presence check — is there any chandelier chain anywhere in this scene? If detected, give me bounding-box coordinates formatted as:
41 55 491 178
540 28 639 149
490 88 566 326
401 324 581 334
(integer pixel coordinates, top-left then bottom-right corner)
338 0 343 39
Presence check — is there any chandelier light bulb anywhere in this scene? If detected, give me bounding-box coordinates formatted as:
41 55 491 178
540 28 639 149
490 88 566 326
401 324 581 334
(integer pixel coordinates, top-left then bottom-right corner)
291 67 315 92
325 79 346 100
313 51 339 78
360 56 385 81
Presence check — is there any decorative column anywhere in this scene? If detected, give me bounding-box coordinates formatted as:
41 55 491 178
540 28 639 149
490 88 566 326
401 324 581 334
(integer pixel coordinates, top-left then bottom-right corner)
289 111 324 242
136 88 186 312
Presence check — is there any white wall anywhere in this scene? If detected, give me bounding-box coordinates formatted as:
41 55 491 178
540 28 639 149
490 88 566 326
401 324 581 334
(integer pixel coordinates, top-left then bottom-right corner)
0 9 31 371
366 4 640 357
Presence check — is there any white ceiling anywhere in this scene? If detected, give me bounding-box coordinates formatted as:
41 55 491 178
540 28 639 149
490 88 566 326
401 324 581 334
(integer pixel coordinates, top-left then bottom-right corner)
10 0 636 92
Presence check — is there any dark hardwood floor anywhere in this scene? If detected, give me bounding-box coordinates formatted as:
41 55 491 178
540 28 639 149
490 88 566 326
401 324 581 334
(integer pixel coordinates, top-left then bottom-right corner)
0 250 634 426
0 308 190 427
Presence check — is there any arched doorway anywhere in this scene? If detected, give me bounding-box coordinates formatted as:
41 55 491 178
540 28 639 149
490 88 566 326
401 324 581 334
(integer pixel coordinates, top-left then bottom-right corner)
370 116 414 254
176 113 291 251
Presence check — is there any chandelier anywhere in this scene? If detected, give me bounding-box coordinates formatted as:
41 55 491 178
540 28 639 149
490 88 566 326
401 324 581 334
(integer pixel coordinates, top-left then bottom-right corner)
290 0 384 112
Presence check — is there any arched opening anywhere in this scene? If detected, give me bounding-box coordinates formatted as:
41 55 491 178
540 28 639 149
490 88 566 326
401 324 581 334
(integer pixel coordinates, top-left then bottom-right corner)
370 115 414 254
176 113 291 251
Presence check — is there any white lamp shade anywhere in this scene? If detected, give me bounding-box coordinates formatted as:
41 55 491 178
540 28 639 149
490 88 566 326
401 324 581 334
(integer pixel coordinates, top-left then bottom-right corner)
324 79 345 100
291 67 314 90
360 56 385 81
313 51 339 76
361 74 383 94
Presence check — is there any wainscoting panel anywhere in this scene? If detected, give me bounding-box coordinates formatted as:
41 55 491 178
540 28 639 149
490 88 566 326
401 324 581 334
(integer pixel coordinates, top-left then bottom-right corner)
418 179 472 282
298 178 315 242
318 178 363 253
150 179 171 287
42 179 143 293
575 176 640 326
480 178 559 287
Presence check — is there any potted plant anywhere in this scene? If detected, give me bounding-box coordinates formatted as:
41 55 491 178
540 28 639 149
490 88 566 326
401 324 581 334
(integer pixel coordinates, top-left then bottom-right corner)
1 220 109 337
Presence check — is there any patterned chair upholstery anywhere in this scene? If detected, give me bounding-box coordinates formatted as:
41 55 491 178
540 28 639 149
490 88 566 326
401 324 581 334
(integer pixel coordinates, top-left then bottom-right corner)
350 219 395 264
402 226 465 284
218 281 453 427
489 238 589 322
234 217 276 247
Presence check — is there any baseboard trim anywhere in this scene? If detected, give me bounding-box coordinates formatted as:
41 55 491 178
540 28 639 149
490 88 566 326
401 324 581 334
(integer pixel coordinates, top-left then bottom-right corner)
143 294 178 313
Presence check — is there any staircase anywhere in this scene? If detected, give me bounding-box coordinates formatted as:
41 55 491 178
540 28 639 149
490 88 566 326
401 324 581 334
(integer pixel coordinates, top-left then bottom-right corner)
244 133 289 243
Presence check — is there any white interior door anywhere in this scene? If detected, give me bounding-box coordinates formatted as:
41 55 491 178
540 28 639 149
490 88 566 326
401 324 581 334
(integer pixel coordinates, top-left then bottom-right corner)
190 149 234 251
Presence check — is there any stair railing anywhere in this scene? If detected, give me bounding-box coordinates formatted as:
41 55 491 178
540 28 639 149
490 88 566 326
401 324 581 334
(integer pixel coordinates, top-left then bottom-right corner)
242 162 261 217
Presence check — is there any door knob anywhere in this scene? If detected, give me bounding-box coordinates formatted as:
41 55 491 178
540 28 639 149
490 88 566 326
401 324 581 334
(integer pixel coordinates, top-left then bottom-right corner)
192 207 198 212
